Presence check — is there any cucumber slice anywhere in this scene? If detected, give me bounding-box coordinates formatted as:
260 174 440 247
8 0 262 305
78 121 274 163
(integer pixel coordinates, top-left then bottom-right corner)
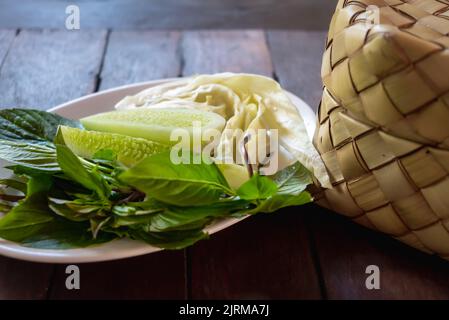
57 125 169 167
81 108 226 145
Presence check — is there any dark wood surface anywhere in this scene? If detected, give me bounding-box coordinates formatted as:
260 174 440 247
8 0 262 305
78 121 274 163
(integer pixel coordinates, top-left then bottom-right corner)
0 0 335 30
0 29 449 300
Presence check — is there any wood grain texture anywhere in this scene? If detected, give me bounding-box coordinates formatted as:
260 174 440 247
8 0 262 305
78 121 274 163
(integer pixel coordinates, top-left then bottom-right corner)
182 30 273 77
190 209 322 299
0 259 54 300
49 251 186 299
0 0 335 30
308 207 449 300
0 30 16 66
100 31 182 90
48 31 186 300
267 30 326 111
0 29 107 109
0 29 107 300
183 30 321 299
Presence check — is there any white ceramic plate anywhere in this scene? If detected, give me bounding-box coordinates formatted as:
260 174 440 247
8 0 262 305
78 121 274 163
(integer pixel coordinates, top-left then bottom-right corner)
0 78 316 263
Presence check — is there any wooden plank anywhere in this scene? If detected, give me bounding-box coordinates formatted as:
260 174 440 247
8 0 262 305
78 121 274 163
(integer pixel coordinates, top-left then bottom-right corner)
49 30 186 300
0 30 16 66
0 30 51 300
190 210 322 299
0 29 107 299
0 259 54 299
267 30 326 111
99 31 182 90
0 0 336 30
0 29 107 109
268 30 449 299
309 207 449 299
183 30 322 299
49 251 187 299
182 30 273 77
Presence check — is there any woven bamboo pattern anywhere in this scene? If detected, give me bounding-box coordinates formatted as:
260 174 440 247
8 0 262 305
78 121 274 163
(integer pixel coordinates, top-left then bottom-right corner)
313 0 449 259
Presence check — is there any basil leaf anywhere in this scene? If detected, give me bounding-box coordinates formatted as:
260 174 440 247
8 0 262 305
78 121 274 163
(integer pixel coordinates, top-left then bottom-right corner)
0 175 114 249
0 140 59 171
149 199 250 232
273 162 312 195
111 214 155 228
56 145 109 199
0 201 14 214
0 175 53 243
119 151 232 206
0 179 27 194
26 174 52 195
129 228 208 250
248 164 313 214
48 196 111 222
6 165 55 177
236 174 278 201
0 109 83 173
18 217 115 249
0 108 82 143
256 191 312 213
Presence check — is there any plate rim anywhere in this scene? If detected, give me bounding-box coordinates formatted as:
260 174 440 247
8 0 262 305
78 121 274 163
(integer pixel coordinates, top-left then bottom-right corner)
0 77 316 263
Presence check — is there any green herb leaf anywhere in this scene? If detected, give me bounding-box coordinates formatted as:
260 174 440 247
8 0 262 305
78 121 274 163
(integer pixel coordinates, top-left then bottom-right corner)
119 151 232 206
0 108 82 143
56 145 109 199
248 163 313 214
0 179 27 194
0 140 59 171
256 191 312 213
111 213 155 228
272 162 312 195
48 196 111 222
236 174 278 201
129 228 208 250
0 175 114 249
149 199 250 232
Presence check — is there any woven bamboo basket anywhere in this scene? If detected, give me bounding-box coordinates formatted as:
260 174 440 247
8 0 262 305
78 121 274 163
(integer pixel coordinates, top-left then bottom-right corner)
313 0 449 259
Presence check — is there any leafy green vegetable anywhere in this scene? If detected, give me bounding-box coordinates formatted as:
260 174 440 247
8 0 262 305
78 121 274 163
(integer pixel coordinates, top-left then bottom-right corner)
0 108 82 143
246 163 313 214
19 221 114 249
0 178 27 194
272 162 312 195
0 175 113 248
149 199 250 232
0 140 59 171
236 174 278 201
56 145 110 199
119 151 233 206
48 196 110 222
110 213 155 228
128 228 208 250
0 176 52 242
255 192 312 213
0 109 83 173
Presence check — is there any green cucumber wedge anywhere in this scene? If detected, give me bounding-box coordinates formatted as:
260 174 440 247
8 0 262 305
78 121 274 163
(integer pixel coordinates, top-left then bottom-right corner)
80 108 226 145
57 126 169 167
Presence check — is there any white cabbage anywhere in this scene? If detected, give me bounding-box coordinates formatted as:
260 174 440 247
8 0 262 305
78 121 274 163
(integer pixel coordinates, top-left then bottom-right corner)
116 73 330 188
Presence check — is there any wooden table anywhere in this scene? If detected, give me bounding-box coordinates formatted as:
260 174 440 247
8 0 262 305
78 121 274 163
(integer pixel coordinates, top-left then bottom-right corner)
0 29 449 300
